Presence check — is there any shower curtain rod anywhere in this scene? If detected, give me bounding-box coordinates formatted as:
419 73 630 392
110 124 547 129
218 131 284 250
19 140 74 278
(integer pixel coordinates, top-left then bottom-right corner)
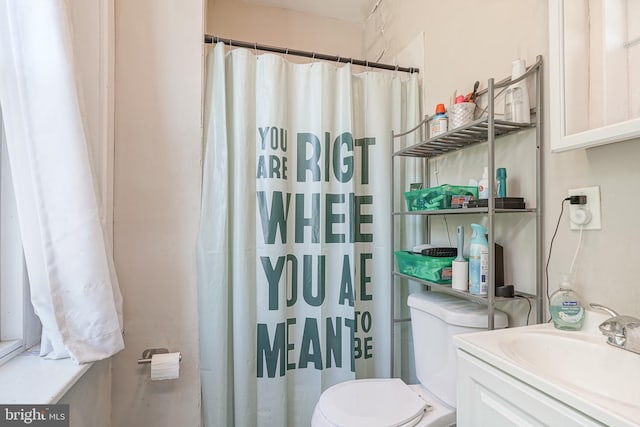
204 34 419 74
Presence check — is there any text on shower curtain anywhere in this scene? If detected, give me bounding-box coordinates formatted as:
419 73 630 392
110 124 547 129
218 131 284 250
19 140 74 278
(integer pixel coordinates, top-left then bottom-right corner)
255 127 377 378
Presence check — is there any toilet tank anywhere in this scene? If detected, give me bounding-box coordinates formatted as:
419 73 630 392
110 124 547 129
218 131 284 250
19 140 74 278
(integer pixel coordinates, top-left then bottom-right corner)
407 291 508 408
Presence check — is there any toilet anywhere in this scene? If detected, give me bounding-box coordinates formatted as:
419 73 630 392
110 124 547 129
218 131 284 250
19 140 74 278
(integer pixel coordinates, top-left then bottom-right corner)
311 291 508 427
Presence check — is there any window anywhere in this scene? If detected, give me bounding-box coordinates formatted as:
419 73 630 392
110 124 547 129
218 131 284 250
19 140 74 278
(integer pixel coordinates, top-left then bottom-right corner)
0 107 40 366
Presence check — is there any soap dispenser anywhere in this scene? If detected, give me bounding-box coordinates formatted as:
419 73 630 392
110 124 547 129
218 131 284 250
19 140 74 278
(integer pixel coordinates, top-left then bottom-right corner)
549 275 585 331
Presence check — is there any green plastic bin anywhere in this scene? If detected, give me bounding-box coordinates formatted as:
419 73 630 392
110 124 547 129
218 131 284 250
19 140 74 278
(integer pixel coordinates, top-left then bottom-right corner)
394 251 455 284
403 184 478 211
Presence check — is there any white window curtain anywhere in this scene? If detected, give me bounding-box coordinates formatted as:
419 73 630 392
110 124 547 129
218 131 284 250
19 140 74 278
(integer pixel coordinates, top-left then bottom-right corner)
197 43 421 426
0 1 123 363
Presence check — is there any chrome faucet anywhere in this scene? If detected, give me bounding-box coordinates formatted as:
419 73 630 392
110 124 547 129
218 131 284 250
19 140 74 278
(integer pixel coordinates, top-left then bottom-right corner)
590 303 640 355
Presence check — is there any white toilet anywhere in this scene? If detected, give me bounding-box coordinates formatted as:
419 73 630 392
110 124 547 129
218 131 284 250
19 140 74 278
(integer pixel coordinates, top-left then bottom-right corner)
311 291 508 427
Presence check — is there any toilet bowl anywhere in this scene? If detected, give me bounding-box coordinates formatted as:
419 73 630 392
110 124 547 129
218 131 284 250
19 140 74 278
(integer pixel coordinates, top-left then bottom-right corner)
311 291 508 427
311 378 455 427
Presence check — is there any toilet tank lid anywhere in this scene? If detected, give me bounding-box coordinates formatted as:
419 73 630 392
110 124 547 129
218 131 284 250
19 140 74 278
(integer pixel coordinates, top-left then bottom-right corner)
407 291 508 329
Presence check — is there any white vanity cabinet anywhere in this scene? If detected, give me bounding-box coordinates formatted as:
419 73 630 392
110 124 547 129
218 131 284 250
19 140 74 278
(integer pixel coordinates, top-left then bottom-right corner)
456 351 605 426
454 320 640 426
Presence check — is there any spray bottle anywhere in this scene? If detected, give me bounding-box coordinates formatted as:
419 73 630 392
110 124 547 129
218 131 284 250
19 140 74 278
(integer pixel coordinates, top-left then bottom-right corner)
469 223 488 296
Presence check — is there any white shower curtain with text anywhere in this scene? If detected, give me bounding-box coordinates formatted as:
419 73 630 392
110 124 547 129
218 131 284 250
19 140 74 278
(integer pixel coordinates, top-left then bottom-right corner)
197 43 420 426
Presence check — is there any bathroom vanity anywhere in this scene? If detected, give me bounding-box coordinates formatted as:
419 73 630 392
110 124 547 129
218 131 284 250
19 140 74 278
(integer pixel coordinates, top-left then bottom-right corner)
454 312 640 426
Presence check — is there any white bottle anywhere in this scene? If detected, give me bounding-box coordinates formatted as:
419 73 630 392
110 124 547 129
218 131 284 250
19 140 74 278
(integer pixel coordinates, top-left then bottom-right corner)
504 59 531 123
452 226 468 292
429 103 448 138
478 166 489 199
468 223 488 296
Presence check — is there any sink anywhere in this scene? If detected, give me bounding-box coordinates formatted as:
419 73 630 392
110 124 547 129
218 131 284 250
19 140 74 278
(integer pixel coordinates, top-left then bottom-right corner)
454 315 640 426
502 330 640 410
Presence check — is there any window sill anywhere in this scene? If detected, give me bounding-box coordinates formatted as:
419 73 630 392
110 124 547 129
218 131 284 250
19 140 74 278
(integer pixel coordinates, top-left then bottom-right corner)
0 340 22 366
0 346 92 404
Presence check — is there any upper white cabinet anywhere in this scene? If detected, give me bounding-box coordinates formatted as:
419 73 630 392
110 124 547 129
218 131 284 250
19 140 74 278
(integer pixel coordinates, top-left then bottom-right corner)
549 0 640 152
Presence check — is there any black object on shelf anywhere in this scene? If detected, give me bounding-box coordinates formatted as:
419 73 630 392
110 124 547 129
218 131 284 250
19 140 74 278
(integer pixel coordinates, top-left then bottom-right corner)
495 242 504 287
468 197 525 209
496 284 514 297
420 247 458 257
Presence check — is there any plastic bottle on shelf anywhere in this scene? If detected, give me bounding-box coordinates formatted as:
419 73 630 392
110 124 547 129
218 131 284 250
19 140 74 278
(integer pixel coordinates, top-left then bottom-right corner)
504 59 531 123
429 104 448 138
496 167 507 198
469 223 488 296
478 166 489 199
549 275 585 331
452 226 468 292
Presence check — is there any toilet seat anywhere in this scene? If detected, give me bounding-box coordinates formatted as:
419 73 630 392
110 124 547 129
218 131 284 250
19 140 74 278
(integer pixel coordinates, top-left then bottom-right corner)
314 378 428 427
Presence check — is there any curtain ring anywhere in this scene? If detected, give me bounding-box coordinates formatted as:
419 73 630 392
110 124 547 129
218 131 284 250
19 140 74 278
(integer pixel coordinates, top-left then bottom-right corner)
312 52 316 60
285 48 289 60
254 42 258 55
336 55 341 65
395 64 399 71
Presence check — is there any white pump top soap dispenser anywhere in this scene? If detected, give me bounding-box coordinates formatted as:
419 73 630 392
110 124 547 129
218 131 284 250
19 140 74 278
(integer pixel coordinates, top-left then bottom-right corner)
549 275 585 331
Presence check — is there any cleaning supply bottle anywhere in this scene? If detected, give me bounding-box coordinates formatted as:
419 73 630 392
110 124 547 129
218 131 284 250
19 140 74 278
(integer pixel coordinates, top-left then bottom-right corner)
496 167 507 198
469 223 488 296
429 104 448 138
478 167 489 199
549 275 585 331
452 226 468 292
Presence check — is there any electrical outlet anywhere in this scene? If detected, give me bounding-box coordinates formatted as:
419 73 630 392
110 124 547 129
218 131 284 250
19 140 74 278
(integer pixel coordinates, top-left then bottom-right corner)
568 186 602 230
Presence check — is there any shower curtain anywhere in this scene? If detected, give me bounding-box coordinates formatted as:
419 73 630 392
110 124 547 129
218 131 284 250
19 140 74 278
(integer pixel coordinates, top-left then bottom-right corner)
197 43 420 427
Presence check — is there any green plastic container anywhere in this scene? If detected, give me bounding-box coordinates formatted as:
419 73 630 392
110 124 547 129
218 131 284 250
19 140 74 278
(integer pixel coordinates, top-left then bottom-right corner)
403 184 478 211
394 251 455 284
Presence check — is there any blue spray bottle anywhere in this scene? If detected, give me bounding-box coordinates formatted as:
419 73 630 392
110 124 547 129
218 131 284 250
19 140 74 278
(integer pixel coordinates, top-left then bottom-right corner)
469 223 489 296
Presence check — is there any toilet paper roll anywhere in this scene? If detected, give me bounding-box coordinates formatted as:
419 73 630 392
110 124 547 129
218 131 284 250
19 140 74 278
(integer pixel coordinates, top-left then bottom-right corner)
150 352 180 381
452 261 469 292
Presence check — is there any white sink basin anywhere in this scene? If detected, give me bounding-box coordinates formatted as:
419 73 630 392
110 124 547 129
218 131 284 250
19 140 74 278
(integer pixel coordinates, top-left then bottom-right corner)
503 330 640 409
455 314 640 427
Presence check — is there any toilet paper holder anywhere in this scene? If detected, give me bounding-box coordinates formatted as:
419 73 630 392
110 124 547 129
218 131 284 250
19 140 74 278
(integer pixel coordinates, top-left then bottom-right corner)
137 348 182 365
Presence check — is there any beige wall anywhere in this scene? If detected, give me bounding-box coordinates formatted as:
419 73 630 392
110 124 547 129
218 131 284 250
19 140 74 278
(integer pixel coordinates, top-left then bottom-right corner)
111 0 204 426
58 361 111 427
207 0 364 61
365 0 640 317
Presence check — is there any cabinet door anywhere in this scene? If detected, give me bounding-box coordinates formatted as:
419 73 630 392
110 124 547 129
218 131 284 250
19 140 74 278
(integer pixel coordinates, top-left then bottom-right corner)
456 351 605 427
